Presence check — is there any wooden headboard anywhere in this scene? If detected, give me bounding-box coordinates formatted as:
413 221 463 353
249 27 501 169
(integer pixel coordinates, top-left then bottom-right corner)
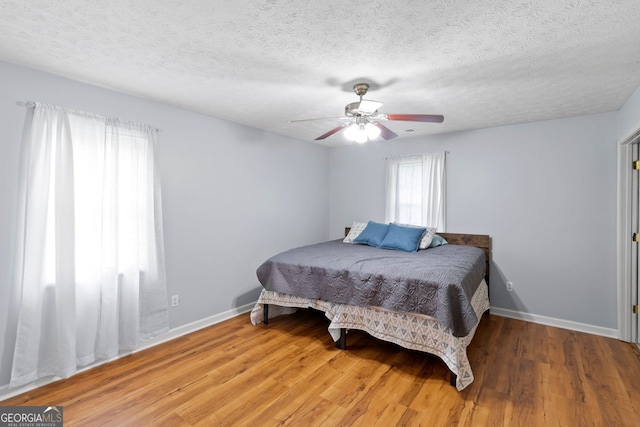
344 227 491 284
439 233 491 283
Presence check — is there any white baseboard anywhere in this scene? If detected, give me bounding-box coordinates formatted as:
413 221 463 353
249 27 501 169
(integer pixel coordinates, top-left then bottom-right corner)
490 307 619 339
0 301 257 402
137 301 256 352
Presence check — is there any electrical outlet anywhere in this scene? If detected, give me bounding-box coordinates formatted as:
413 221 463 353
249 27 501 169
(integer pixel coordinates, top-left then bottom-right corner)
506 281 513 292
171 294 179 307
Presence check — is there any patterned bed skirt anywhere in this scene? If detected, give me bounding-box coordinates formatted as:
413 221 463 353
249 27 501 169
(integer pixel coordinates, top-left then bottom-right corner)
250 280 489 390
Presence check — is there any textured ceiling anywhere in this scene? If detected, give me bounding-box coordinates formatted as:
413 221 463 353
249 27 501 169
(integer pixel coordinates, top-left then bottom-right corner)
1 1 640 146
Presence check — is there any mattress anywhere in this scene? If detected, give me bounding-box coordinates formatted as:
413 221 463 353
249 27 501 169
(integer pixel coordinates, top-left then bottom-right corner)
256 239 486 337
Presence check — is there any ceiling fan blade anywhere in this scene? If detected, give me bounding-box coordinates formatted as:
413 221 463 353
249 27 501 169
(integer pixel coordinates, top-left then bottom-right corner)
357 99 383 114
371 122 398 140
386 114 444 123
288 116 345 123
315 124 348 140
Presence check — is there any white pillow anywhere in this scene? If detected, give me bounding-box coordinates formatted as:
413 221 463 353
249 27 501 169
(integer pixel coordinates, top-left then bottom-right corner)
343 221 367 243
419 227 437 249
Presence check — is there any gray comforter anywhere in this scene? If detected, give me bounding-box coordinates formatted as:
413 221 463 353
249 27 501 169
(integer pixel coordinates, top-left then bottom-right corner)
256 239 486 337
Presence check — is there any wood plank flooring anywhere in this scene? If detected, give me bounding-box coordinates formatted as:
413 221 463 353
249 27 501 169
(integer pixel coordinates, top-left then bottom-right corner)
2 310 640 426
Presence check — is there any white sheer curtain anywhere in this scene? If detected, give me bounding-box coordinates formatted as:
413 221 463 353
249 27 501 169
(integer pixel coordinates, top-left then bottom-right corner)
10 103 168 388
385 151 446 231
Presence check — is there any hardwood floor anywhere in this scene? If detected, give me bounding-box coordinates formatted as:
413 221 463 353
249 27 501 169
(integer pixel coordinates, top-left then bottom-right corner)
2 310 640 426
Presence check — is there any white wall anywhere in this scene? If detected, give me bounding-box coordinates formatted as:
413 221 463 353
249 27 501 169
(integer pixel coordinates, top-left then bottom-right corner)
0 61 330 387
329 113 618 330
618 87 640 140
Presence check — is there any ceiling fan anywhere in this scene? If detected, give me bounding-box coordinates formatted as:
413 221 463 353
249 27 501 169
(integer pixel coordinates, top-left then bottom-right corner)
290 83 444 143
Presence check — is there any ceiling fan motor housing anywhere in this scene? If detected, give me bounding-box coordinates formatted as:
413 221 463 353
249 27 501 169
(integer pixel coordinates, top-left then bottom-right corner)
353 83 369 97
345 102 361 117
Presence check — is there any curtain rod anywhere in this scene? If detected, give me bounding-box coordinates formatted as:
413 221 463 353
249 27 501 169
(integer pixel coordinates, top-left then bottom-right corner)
385 151 448 160
16 100 162 133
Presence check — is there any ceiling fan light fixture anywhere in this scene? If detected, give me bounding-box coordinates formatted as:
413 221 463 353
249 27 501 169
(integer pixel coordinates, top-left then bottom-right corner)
343 123 360 141
344 120 381 143
365 122 381 140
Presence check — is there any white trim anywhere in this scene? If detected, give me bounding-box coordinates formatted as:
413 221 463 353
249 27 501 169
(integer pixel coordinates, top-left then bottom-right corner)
619 117 640 146
138 301 256 351
0 302 257 401
617 129 640 343
490 307 618 339
617 140 632 342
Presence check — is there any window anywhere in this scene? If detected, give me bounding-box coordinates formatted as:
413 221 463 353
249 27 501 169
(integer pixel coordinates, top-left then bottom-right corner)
10 103 168 387
385 151 446 230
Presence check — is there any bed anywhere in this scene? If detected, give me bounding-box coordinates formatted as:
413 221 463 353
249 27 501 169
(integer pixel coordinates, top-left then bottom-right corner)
250 229 490 390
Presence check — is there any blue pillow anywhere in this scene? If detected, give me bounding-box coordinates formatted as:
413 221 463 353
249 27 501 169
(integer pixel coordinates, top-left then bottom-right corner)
353 221 390 247
429 234 448 248
379 223 426 252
